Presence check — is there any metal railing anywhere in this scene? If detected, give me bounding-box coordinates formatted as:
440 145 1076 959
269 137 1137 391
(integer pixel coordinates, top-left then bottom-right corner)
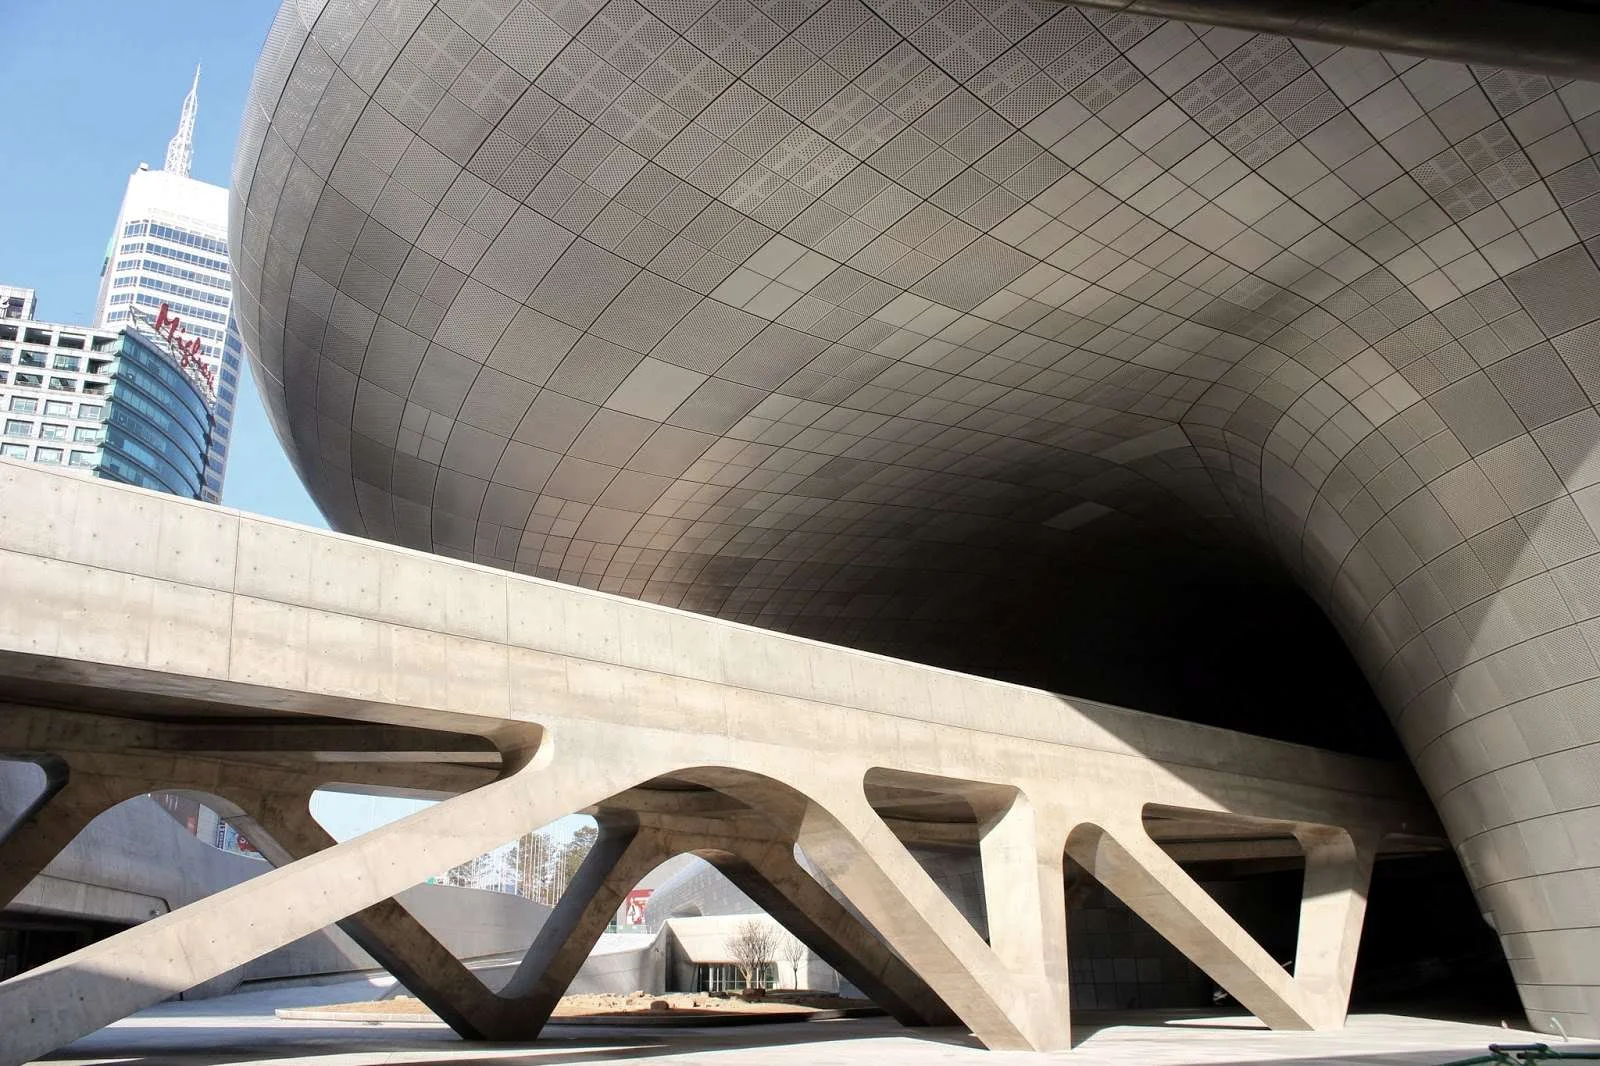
1441 1044 1600 1066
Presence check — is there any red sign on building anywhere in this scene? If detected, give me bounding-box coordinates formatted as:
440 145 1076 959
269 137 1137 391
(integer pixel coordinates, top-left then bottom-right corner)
147 302 217 397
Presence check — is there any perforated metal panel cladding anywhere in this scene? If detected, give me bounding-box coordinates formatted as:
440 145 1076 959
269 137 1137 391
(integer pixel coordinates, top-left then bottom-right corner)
235 0 1600 1035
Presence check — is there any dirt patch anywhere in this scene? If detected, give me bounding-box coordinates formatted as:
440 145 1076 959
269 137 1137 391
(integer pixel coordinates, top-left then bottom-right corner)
306 991 874 1021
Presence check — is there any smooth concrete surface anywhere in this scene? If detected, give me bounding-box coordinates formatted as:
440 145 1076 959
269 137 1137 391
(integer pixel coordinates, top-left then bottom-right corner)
0 464 1438 1062
26 979 1600 1066
233 0 1600 1040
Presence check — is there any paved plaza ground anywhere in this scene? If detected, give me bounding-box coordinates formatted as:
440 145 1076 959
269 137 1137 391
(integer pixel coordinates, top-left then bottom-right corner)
30 979 1600 1066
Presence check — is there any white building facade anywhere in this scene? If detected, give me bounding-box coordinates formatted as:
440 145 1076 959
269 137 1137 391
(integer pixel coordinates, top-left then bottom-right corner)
93 71 242 503
0 285 36 321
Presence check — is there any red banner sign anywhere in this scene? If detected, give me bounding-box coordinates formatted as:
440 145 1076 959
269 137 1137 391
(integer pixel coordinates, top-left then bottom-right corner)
152 302 217 396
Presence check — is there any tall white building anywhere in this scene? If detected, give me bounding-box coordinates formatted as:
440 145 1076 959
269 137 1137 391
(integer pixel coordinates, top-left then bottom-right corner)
94 68 241 503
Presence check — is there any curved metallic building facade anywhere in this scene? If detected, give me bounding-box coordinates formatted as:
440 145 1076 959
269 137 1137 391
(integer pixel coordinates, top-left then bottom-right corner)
234 0 1600 1034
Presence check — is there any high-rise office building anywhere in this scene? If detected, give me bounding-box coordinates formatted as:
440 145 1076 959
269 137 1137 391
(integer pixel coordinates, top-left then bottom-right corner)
0 294 214 498
94 68 241 503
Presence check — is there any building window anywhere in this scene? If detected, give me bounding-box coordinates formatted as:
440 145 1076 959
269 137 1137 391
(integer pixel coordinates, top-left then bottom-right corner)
39 423 67 440
43 400 70 417
68 450 94 467
0 443 26 459
52 355 81 372
13 373 41 388
48 377 77 392
4 419 33 437
0 347 12 363
694 963 776 993
73 426 99 443
19 351 46 368
77 403 103 420
35 447 62 464
9 397 36 414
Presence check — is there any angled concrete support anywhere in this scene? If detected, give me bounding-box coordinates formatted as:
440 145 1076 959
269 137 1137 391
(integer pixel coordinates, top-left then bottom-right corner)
1292 826 1379 1025
225 790 510 1041
0 748 660 1066
488 822 672 1036
1066 817 1376 1031
794 792 1071 1051
978 797 1070 1047
700 835 959 1028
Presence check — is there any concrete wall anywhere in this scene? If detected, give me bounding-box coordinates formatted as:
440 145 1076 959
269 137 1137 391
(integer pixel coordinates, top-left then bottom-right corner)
568 932 667 995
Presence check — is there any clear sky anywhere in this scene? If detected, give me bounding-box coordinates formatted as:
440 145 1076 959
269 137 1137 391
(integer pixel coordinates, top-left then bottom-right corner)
1 1 586 845
0 0 327 529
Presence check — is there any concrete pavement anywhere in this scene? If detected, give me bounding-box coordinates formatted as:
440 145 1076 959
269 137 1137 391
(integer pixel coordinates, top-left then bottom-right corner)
31 981 1597 1066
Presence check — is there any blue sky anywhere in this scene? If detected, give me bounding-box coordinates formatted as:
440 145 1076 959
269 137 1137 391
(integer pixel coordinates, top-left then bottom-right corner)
1 2 586 845
0 0 326 529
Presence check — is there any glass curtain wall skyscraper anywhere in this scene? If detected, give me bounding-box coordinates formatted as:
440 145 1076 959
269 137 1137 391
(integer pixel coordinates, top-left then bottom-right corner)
94 68 241 503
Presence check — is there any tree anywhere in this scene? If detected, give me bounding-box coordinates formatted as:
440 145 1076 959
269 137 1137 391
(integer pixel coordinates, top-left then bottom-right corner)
562 824 599 887
781 935 807 989
515 830 557 903
728 918 779 992
512 823 600 905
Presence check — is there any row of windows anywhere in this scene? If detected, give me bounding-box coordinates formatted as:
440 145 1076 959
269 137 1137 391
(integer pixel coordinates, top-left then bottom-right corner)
2 420 100 442
0 349 84 371
115 335 212 448
105 297 227 332
693 963 777 993
0 442 95 466
121 221 228 257
103 421 200 492
113 255 231 292
7 397 102 419
0 372 101 394
118 240 230 275
111 272 231 309
110 372 208 459
120 238 232 273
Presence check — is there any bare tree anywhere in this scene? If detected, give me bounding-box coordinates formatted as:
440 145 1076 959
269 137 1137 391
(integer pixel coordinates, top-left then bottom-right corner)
562 824 599 886
781 935 807 989
516 831 557 903
727 918 780 992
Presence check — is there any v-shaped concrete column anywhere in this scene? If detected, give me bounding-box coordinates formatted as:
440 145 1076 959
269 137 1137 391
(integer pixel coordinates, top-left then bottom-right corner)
688 832 959 1027
224 789 515 1041
485 822 674 1036
793 791 1072 1051
1066 817 1378 1031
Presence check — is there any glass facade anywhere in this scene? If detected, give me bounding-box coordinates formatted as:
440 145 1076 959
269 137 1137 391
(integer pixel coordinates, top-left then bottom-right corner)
94 166 238 503
95 330 211 498
0 311 212 500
